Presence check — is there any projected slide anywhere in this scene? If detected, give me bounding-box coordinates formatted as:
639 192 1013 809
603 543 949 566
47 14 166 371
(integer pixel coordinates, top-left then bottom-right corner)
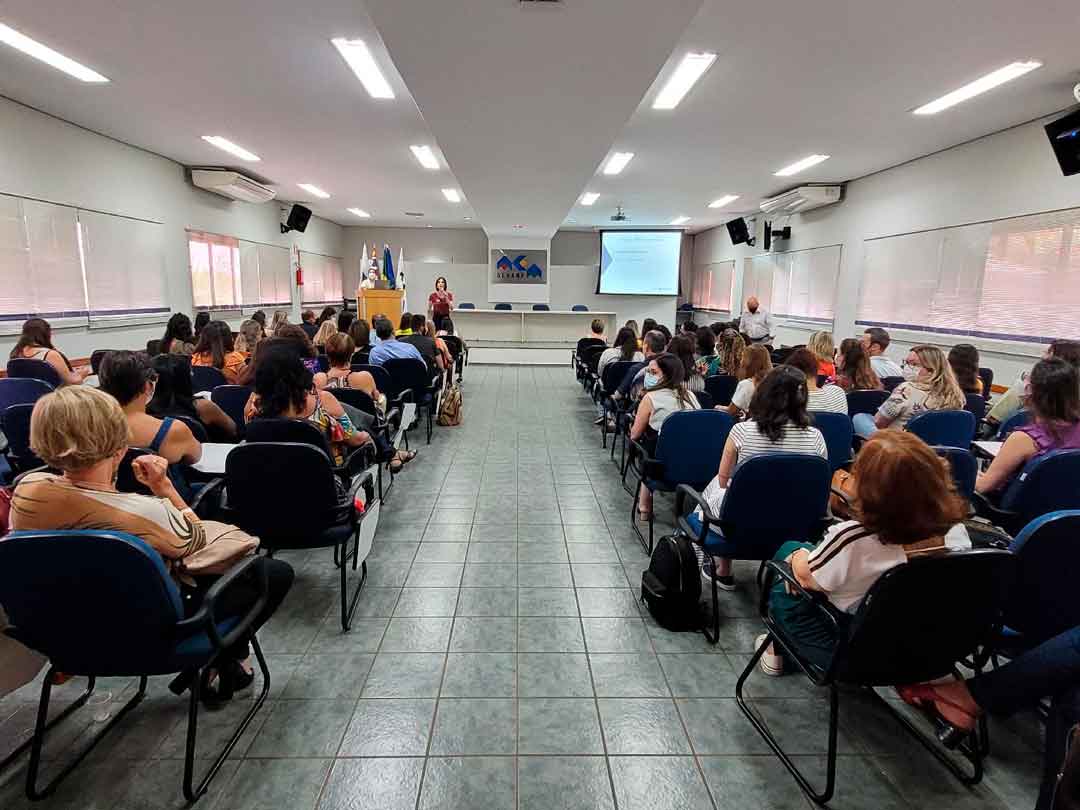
598 231 681 295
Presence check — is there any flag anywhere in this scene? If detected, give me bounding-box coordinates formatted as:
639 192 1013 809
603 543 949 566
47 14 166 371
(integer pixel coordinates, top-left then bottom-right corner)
398 247 407 313
383 244 396 289
360 243 368 288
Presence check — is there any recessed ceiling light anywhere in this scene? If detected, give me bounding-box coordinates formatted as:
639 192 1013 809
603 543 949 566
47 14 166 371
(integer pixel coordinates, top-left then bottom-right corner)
426 225 433 228
774 154 830 177
652 52 716 110
410 145 440 170
912 60 1042 115
708 194 739 209
566 218 577 224
513 224 526 230
0 22 109 82
330 37 395 99
602 152 634 176
347 208 370 218
297 183 330 199
670 216 691 226
463 216 472 221
580 192 600 206
442 188 461 203
201 135 260 162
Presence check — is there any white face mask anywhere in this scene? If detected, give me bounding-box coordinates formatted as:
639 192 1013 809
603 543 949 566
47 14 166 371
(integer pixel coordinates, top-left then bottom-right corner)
902 363 920 381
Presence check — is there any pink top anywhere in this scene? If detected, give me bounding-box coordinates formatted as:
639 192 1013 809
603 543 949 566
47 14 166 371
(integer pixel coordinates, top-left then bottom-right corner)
1017 420 1080 457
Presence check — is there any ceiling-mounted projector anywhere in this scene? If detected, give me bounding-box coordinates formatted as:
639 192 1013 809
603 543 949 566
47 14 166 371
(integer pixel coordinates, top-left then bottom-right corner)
610 205 629 222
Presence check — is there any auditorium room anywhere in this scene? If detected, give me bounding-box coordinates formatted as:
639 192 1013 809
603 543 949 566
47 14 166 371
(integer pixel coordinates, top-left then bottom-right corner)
2 1 1080 808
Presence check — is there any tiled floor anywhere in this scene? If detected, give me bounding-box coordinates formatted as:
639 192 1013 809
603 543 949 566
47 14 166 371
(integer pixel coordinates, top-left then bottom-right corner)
0 366 1045 808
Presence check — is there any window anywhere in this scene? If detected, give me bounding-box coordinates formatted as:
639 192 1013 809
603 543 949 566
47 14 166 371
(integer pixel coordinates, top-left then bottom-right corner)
690 260 734 312
188 231 292 309
742 245 840 322
79 210 167 317
300 251 344 306
857 208 1080 343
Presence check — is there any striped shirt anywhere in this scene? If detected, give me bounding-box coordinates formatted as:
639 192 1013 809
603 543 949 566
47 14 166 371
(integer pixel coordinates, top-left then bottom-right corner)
807 384 848 414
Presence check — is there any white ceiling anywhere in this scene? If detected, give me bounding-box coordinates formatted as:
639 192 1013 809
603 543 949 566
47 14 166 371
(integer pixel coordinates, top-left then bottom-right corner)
0 0 1077 237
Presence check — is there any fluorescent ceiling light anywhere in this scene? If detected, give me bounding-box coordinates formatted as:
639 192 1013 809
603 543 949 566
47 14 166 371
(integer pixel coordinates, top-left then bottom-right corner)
670 216 691 225
0 22 108 82
330 37 394 99
442 188 461 203
297 183 330 199
201 135 260 162
347 208 370 218
410 145 440 170
774 154 830 177
652 52 716 110
708 194 739 209
912 60 1042 115
603 152 634 175
579 192 600 206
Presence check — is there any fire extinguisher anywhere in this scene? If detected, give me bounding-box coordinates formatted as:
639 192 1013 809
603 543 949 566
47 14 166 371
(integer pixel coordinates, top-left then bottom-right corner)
296 265 303 287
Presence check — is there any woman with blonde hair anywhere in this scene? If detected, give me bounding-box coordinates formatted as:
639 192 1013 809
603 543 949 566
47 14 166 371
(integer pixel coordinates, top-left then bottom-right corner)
233 319 263 356
313 319 337 349
807 331 836 377
853 344 965 438
268 309 289 337
717 329 747 377
727 344 772 416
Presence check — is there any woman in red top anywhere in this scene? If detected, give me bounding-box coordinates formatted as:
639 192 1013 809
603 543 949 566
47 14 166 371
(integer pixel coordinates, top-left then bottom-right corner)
428 276 454 331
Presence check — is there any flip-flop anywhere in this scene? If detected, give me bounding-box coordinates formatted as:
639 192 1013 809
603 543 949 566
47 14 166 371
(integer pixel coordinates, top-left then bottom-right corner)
895 683 978 742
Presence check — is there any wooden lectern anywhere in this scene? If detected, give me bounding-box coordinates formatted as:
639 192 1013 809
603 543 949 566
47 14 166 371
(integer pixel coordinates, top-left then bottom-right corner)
358 288 404 322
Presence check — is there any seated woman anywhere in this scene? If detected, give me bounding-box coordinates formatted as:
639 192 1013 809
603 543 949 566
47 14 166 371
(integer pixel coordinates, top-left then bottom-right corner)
596 327 644 424
160 313 195 356
976 357 1080 494
271 324 327 388
148 354 237 443
717 329 747 377
313 319 337 350
757 430 969 675
727 344 772 417
321 333 383 404
191 320 248 385
694 327 720 377
987 340 1080 428
9 386 293 703
436 317 467 351
348 317 371 362
8 317 90 386
669 335 705 393
100 350 202 467
807 331 836 377
316 306 337 327
426 319 454 370
828 338 882 392
701 366 828 589
785 348 848 413
630 353 701 520
193 311 210 340
948 343 983 396
852 344 964 438
233 319 264 357
267 309 289 337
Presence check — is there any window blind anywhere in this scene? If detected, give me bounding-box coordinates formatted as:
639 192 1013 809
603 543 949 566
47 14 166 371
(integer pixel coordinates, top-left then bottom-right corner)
857 207 1080 343
690 260 734 312
78 210 168 319
188 231 240 309
300 251 344 306
743 244 840 322
235 240 291 307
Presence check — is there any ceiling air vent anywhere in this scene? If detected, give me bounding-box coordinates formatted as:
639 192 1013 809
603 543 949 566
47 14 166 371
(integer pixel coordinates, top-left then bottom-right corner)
404 211 425 217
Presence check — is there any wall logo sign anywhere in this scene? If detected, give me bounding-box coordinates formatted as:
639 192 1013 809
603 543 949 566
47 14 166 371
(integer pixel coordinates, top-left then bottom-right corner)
491 249 546 284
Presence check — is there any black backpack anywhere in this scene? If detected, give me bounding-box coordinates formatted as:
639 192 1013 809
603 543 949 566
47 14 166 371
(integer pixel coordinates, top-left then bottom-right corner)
641 534 702 631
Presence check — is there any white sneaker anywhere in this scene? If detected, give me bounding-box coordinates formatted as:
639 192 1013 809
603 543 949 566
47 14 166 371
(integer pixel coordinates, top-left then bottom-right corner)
756 634 784 677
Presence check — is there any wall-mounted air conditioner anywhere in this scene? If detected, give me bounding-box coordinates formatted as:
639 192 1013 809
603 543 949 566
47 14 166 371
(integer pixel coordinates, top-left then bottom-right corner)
759 185 842 216
191 169 276 204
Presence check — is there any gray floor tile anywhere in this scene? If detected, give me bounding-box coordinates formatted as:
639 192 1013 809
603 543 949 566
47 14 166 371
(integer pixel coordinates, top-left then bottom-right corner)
517 653 594 698
470 523 518 542
598 698 691 754
280 653 374 699
518 524 566 543
518 587 578 616
246 700 351 757
676 698 773 755
657 654 737 698
519 617 586 652
590 653 670 697
429 698 516 755
362 653 446 698
441 653 517 698
577 588 643 618
608 755 713 810
393 587 460 617
517 541 570 563
421 524 472 543
317 758 424 810
518 756 615 810
582 617 653 653
379 617 453 652
466 542 518 563
698 755 811 809
518 698 604 755
417 757 515 810
338 699 435 756
461 562 518 587
209 758 331 810
405 563 464 588
456 587 518 616
572 563 631 588
416 542 469 562
450 617 518 652
518 563 573 588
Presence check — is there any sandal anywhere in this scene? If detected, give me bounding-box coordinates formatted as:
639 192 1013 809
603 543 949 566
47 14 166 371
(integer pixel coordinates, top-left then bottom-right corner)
895 683 978 747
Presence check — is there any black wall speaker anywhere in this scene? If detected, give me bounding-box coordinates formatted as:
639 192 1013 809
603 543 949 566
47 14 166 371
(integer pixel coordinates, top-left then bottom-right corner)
726 217 752 246
283 204 313 234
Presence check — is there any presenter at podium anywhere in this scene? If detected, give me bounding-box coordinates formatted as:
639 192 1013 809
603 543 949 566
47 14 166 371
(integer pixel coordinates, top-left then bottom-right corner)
360 267 379 291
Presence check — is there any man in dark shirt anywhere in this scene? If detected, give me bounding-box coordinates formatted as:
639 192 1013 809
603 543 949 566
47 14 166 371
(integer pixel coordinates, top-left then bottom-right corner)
300 310 318 340
614 329 667 402
576 318 607 358
400 313 443 375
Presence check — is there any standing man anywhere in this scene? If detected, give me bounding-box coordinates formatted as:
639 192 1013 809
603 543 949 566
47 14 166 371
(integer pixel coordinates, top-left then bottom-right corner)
739 297 774 345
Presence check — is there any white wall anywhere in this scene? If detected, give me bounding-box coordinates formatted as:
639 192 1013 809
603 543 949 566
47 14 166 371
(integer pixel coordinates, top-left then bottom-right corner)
692 115 1080 385
0 97 344 359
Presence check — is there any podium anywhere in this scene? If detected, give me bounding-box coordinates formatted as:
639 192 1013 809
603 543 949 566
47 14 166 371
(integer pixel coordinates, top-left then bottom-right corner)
358 288 404 322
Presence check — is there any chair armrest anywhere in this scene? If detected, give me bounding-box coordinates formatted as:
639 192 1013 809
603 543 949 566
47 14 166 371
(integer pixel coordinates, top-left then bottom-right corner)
190 477 226 518
674 483 720 546
971 491 1017 527
830 486 853 508
627 438 664 480
761 560 848 682
10 464 51 486
174 554 268 651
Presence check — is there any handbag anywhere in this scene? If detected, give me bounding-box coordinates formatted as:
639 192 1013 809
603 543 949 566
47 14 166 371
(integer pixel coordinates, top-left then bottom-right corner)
177 521 259 576
1054 723 1080 810
830 469 857 519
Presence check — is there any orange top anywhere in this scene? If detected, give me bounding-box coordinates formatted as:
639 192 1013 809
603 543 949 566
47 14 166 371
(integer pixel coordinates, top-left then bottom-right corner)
191 351 247 384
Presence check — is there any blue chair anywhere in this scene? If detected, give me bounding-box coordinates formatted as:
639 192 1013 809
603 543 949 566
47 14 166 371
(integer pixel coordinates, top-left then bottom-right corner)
0 377 53 413
934 446 977 503
597 360 638 449
976 449 1080 535
704 374 738 407
629 410 734 556
695 391 715 411
493 303 512 311
996 409 1031 439
905 409 976 448
458 302 475 310
383 357 439 444
532 304 550 311
572 305 589 312
350 363 393 398
6 358 63 388
211 385 253 438
964 393 987 421
677 453 832 643
810 411 853 472
2 403 43 475
846 389 889 418
0 530 275 802
316 355 330 374
191 365 228 392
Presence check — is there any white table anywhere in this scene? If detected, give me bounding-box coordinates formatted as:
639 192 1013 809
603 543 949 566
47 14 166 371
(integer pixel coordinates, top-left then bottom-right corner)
973 440 1002 459
452 309 616 345
190 442 237 474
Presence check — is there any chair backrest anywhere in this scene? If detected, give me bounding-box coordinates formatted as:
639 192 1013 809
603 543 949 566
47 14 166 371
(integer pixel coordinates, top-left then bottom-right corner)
532 304 550 311
116 447 154 495
840 549 1015 684
245 417 335 460
191 365 228 392
90 349 120 375
351 349 371 366
997 408 1031 440
654 410 733 488
174 413 209 443
210 385 252 433
694 391 715 410
1005 511 1080 644
316 355 330 373
703 375 738 407
1 403 41 469
845 389 889 417
0 530 183 674
718 453 831 557
978 367 994 402
383 357 433 401
493 303 512 311
351 363 392 394
963 392 987 421
904 409 975 448
933 446 977 501
330 386 378 416
572 305 588 312
1000 449 1080 525
600 360 637 395
810 411 854 472
582 345 606 374
0 377 53 413
458 302 475 310
441 335 464 359
881 376 903 393
146 339 163 357
6 358 63 388
225 442 341 544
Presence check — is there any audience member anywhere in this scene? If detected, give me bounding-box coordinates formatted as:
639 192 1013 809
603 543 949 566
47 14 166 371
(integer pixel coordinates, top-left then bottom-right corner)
614 329 667 404
948 343 983 395
669 335 705 393
299 309 319 340
861 327 903 379
577 319 608 357
268 309 290 337
655 324 672 343
807 331 836 377
400 313 443 373
10 385 293 703
700 366 828 588
709 321 724 337
976 358 1080 494
641 318 658 338
313 319 337 349
728 344 773 416
8 317 90 385
322 333 382 403
397 312 414 337
987 340 1080 427
682 320 698 336
426 319 453 369
694 327 720 376
348 318 371 357
758 431 969 675
368 318 425 367
191 320 247 385
148 354 237 442
271 324 325 385
233 319 263 356
193 311 210 339
316 306 337 327
852 344 964 438
160 313 195 356
785 348 848 413
337 311 355 335
250 311 267 331
597 326 643 379
828 338 882 392
717 329 747 377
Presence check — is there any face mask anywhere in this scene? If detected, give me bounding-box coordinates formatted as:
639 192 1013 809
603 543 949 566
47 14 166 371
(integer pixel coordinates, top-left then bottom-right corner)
902 363 919 381
643 372 660 389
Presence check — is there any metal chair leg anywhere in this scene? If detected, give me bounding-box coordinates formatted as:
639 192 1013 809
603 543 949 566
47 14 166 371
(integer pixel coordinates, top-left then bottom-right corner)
339 534 368 631
0 677 96 774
